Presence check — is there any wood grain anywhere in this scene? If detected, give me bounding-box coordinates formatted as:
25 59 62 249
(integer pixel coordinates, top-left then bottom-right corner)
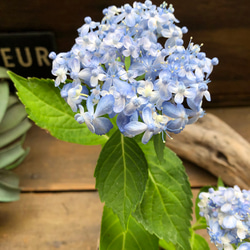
0 0 249 106
0 192 103 250
0 190 216 250
207 107 250 141
13 125 101 191
166 112 250 189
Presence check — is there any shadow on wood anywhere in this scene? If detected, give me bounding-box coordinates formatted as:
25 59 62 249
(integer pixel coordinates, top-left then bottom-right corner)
166 113 250 189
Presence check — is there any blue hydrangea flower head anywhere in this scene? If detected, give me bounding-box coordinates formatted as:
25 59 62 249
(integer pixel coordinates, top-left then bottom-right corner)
199 185 250 249
237 242 250 250
50 1 218 143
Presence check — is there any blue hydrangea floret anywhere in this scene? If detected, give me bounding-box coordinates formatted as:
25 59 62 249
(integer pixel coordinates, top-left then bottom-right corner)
198 185 250 250
49 0 218 144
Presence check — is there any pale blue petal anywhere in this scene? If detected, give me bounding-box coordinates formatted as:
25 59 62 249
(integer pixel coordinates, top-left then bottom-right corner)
95 95 114 117
221 203 232 213
117 112 130 133
148 18 157 31
204 90 211 101
67 98 78 112
114 13 126 24
142 107 153 125
124 121 147 137
78 68 91 81
78 24 89 36
113 79 132 96
124 102 136 116
129 62 145 75
132 50 139 58
141 130 154 144
86 96 94 115
113 96 125 113
81 85 89 96
162 102 180 118
90 76 99 87
122 50 131 57
60 83 72 98
74 114 84 124
174 93 184 104
83 112 95 133
93 117 113 135
222 216 237 229
159 87 172 101
166 119 185 134
125 14 136 27
237 243 250 250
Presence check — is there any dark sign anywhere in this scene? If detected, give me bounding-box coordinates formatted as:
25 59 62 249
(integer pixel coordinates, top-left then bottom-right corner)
0 32 56 78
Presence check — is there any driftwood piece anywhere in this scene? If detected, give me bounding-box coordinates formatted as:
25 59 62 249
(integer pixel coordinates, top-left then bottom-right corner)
165 113 250 189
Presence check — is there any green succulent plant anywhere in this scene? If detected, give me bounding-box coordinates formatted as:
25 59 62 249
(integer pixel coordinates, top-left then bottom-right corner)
0 67 31 202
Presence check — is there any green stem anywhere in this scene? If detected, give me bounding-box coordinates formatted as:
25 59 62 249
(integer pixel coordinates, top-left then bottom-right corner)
192 218 207 231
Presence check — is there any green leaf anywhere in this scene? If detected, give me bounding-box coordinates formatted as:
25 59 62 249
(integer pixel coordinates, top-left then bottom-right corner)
0 66 10 79
0 81 9 123
0 169 20 202
217 177 224 187
0 118 31 148
124 56 131 71
159 239 176 250
0 140 26 169
134 142 193 250
192 217 207 231
159 233 210 250
4 147 30 170
0 103 28 133
189 229 210 250
135 74 146 81
100 206 158 250
8 72 108 145
7 95 19 108
95 130 148 229
153 133 165 163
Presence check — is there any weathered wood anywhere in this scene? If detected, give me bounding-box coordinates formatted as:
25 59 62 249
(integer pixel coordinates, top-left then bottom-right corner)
1 0 249 32
13 125 101 191
207 107 250 141
0 190 215 250
183 160 217 188
166 112 250 189
0 0 249 106
0 192 103 250
191 28 250 107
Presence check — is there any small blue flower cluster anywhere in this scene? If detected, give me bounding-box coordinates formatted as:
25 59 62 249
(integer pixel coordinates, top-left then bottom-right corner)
198 186 250 250
49 0 218 143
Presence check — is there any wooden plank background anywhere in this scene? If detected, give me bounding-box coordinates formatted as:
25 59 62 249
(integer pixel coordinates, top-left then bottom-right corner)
0 190 217 250
0 0 249 106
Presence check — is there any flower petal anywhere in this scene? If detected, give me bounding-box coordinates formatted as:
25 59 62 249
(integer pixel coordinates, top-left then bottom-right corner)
93 117 113 135
162 102 182 118
141 130 154 144
142 107 153 125
124 121 147 137
95 95 114 117
222 216 237 229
